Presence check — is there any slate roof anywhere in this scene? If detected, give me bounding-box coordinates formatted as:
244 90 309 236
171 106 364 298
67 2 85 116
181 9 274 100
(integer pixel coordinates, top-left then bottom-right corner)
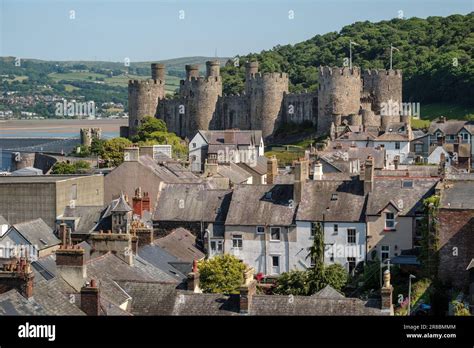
33 278 85 315
61 205 103 234
225 184 296 226
443 143 471 158
154 228 205 262
199 130 262 146
86 253 180 300
153 184 231 223
111 194 132 213
319 147 385 171
428 120 473 135
0 289 47 315
11 167 43 176
439 180 474 210
296 179 366 222
335 131 378 142
9 218 60 249
217 163 251 184
137 155 201 183
313 285 345 299
237 155 268 176
138 242 188 281
366 177 438 216
114 282 383 316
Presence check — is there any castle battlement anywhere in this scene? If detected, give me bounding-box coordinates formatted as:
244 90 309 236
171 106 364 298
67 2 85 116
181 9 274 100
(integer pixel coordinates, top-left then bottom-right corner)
247 72 288 81
363 69 402 76
319 66 361 77
128 79 165 88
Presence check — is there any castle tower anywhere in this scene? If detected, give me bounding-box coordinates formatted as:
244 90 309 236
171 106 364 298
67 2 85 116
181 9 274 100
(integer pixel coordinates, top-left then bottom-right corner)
318 67 362 134
362 69 402 127
128 63 166 137
206 60 221 78
245 61 289 138
151 63 166 81
179 62 223 138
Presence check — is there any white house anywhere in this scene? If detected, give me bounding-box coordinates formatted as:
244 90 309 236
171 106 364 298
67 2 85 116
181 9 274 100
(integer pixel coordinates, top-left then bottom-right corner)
189 130 264 172
294 179 367 274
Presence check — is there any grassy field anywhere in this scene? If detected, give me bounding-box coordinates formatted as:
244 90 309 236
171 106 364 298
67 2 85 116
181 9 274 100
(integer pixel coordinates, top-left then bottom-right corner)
411 103 474 129
48 71 181 93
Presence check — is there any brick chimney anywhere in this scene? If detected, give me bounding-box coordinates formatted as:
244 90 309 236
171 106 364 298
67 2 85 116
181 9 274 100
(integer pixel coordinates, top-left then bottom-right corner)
266 156 278 184
80 279 100 316
293 159 309 204
187 260 201 293
132 187 151 218
0 257 34 299
364 156 374 194
89 230 133 265
380 269 394 315
56 241 87 292
239 267 257 314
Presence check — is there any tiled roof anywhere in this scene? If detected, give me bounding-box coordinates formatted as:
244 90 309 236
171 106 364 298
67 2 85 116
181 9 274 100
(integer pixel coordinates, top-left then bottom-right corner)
429 120 473 135
366 177 438 216
225 184 296 226
154 228 205 262
0 289 47 315
199 130 262 146
10 218 60 249
296 179 366 222
439 180 474 209
153 184 231 223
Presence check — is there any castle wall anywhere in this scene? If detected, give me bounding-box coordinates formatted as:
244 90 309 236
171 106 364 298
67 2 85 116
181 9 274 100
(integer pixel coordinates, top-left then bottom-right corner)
215 94 251 130
128 79 165 137
247 73 289 137
318 67 362 133
362 69 402 115
282 92 318 125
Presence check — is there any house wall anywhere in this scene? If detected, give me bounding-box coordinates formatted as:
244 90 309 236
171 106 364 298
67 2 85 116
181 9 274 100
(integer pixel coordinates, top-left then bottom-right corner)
0 182 56 227
428 147 451 165
189 132 208 172
55 175 104 220
374 140 410 164
438 208 474 290
366 206 413 260
224 225 295 275
104 161 165 207
295 221 366 272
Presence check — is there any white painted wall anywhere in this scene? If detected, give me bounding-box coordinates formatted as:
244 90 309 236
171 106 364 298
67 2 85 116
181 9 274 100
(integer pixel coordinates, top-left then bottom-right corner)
374 140 410 164
189 132 208 172
295 221 366 272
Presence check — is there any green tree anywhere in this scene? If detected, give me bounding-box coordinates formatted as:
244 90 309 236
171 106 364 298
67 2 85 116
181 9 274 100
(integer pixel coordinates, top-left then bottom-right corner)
134 116 167 142
274 270 310 295
101 137 132 167
51 161 76 174
198 254 247 294
90 138 106 156
322 264 349 291
419 195 440 278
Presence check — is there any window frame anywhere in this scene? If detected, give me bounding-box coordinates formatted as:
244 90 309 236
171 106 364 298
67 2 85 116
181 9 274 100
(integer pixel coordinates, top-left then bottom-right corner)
270 227 281 241
232 235 243 249
385 212 396 230
347 228 356 244
395 142 400 150
256 226 265 235
381 245 390 261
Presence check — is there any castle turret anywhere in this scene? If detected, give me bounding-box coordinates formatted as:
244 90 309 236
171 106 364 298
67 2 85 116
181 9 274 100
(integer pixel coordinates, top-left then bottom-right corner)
178 63 223 138
362 69 402 125
206 60 221 78
151 63 166 81
245 61 289 138
185 64 200 80
318 67 362 134
128 63 166 137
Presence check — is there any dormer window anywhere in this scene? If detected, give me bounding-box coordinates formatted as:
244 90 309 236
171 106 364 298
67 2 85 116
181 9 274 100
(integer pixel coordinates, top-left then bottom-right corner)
402 180 413 188
385 212 395 230
331 193 338 201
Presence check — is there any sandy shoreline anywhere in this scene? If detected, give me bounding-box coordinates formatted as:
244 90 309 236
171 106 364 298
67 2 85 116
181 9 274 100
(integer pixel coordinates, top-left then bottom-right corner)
0 119 127 135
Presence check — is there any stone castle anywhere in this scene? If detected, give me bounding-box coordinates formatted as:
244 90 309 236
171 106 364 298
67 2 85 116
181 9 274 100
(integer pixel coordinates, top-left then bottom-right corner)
126 60 405 139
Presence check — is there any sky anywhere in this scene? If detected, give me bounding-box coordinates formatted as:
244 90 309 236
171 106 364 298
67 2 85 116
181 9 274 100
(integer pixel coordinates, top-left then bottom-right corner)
0 0 472 62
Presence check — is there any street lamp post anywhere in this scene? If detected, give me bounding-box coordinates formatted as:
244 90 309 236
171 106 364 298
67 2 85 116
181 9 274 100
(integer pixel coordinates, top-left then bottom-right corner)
408 274 416 315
